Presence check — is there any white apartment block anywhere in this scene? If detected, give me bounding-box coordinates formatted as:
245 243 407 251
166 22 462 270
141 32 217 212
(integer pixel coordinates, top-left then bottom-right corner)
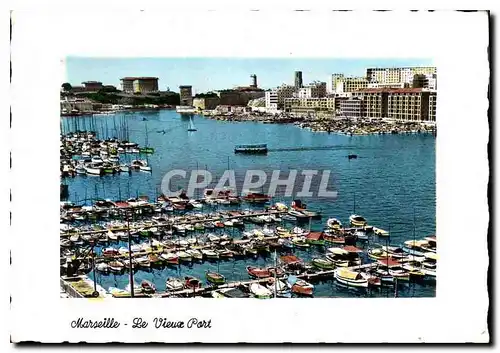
265 85 296 110
366 67 437 85
298 81 327 98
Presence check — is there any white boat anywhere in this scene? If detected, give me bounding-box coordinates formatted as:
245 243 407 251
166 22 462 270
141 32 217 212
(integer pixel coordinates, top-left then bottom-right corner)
91 156 103 164
186 249 203 261
176 251 192 262
96 262 109 273
249 283 272 299
85 165 102 175
166 277 184 291
334 268 369 287
326 218 342 229
130 244 142 253
176 105 197 114
207 234 220 242
120 164 130 172
355 229 369 241
349 214 367 227
201 249 219 259
118 247 129 255
140 164 152 172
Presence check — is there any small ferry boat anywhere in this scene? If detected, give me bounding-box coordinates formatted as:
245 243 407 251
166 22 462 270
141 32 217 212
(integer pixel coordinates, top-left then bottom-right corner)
234 144 268 154
334 268 369 288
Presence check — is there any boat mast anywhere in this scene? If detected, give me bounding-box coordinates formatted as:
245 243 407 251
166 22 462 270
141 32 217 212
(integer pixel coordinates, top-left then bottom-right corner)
126 211 135 298
274 249 277 298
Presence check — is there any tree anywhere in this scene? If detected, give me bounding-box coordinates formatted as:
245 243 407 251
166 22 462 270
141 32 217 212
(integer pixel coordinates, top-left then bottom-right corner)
62 82 72 91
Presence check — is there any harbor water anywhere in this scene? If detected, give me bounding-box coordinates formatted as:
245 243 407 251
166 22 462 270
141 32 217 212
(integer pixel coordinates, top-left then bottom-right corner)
61 110 436 297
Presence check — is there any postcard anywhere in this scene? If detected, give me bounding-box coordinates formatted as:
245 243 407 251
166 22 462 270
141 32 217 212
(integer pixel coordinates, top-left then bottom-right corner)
10 9 490 343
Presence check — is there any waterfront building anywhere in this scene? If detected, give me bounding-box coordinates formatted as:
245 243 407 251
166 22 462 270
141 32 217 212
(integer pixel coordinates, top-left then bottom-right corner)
265 84 296 110
179 85 193 106
294 71 303 90
332 74 370 93
366 67 437 85
284 97 336 114
82 81 103 92
412 73 438 90
353 88 437 121
351 89 388 119
339 98 363 118
121 77 159 93
193 96 221 110
298 81 327 98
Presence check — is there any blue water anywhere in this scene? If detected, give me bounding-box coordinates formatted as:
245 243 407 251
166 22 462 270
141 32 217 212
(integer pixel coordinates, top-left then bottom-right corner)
62 110 436 297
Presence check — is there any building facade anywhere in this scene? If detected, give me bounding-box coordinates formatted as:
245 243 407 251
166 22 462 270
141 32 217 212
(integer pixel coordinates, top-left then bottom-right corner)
179 85 193 106
265 85 296 110
294 71 303 90
82 81 103 91
298 81 327 98
339 98 363 118
332 74 370 93
284 97 336 114
366 67 437 85
353 88 437 121
193 96 220 110
121 77 159 93
352 89 388 118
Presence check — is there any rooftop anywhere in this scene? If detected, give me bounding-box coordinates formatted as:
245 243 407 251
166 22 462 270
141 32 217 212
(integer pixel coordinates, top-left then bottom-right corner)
120 77 158 81
356 88 428 94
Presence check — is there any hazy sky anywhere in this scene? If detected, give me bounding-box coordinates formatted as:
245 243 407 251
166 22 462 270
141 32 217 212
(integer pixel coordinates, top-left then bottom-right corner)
65 57 433 93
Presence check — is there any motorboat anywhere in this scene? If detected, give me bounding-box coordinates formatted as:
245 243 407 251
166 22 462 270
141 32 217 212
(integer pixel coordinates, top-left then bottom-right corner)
334 268 369 288
326 218 342 230
166 277 184 291
249 283 272 299
349 214 367 227
206 271 226 285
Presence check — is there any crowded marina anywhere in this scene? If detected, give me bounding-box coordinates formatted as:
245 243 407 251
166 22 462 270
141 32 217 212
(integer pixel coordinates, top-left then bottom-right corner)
61 192 437 299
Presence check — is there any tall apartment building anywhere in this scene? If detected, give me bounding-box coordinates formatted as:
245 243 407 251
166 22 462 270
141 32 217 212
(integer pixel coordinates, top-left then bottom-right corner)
298 81 327 98
339 98 363 118
265 85 296 110
179 85 193 106
120 77 159 93
366 67 437 85
331 74 369 93
294 71 303 90
353 88 436 121
284 97 336 114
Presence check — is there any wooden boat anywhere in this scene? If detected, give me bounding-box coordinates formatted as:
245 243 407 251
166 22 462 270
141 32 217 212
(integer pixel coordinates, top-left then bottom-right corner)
216 249 234 259
323 233 346 245
306 232 324 245
288 210 309 220
349 214 367 227
186 249 203 261
214 221 225 228
201 249 219 259
367 247 388 260
312 258 335 269
102 247 118 257
291 237 310 248
185 276 201 290
135 256 151 269
266 278 289 296
291 279 314 296
247 266 270 279
268 267 285 278
373 227 389 237
381 246 407 259
160 252 179 265
326 218 342 230
403 240 427 256
206 271 226 285
334 268 369 288
141 280 156 294
249 283 272 298
207 234 220 243
176 251 192 262
148 253 164 267
243 192 271 204
166 277 184 291
108 261 125 273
